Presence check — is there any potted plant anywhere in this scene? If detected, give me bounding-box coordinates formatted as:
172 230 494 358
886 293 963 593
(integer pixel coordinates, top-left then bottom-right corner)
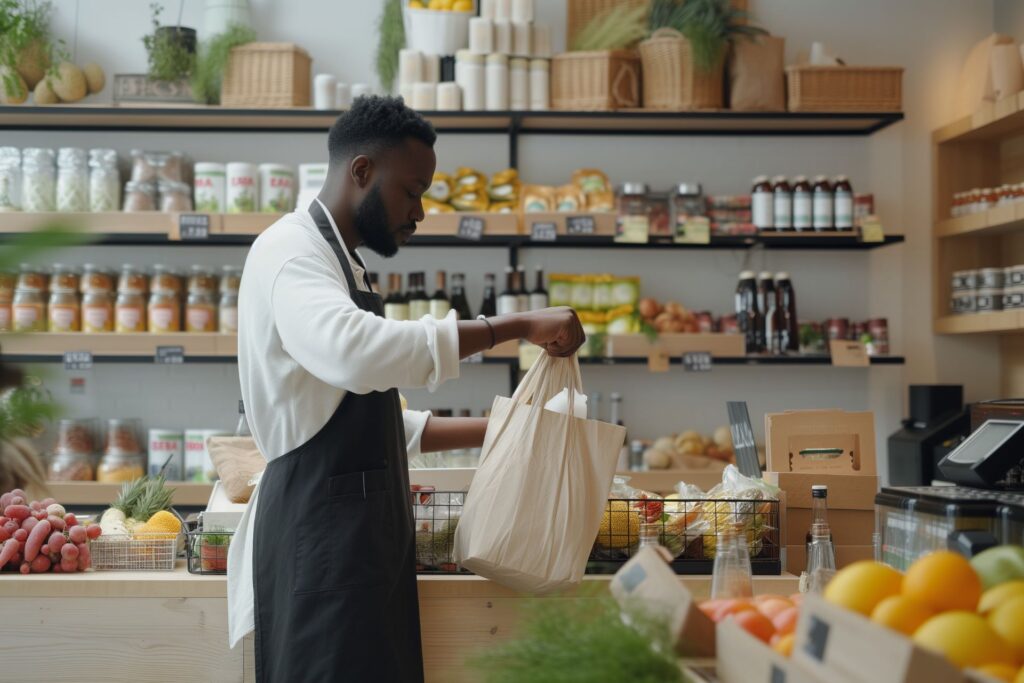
199 532 230 572
142 1 197 82
0 0 64 102
190 23 255 104
639 0 765 110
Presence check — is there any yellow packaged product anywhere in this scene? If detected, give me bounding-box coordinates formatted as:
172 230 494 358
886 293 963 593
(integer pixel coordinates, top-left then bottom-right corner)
611 276 641 308
427 172 453 203
423 197 455 214
490 201 516 214
555 184 585 212
455 167 485 188
488 168 520 202
591 275 614 311
548 273 574 307
573 168 611 196
586 190 616 212
570 274 595 311
521 184 554 213
606 306 640 334
450 191 489 212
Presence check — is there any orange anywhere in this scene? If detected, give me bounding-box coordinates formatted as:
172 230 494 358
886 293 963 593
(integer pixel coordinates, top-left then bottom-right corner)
913 611 1018 669
753 593 790 605
989 595 1024 660
1015 666 1024 683
869 595 935 636
756 598 794 621
772 606 800 637
902 551 982 613
712 600 755 623
823 561 903 616
732 609 776 644
772 632 795 658
788 592 804 607
977 664 1019 682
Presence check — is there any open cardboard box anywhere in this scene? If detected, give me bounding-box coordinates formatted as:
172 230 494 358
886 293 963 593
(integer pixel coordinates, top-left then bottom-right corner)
609 546 716 658
793 594 965 683
766 410 877 476
717 618 822 683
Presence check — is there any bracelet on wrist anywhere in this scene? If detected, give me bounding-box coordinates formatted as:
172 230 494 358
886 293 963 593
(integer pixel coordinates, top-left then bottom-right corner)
476 314 496 350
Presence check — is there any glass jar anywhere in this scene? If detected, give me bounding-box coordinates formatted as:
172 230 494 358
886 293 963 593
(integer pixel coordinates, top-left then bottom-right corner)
151 265 182 297
219 265 241 294
54 417 96 454
21 147 56 212
80 264 114 295
48 451 95 481
671 182 705 236
115 292 146 332
56 147 88 212
12 288 45 332
51 264 79 293
97 452 146 483
0 270 14 332
186 291 218 332
117 265 149 295
219 292 238 333
104 418 142 455
88 148 121 212
123 181 157 212
0 147 21 211
615 182 650 243
16 263 46 292
159 180 194 212
82 290 114 333
48 288 80 332
148 289 181 333
188 266 217 295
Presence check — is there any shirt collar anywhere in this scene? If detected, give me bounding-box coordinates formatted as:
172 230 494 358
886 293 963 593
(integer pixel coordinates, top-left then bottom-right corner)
313 198 367 288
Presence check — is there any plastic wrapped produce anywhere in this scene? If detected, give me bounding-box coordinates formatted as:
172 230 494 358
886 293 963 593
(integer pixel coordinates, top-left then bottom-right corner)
698 465 779 560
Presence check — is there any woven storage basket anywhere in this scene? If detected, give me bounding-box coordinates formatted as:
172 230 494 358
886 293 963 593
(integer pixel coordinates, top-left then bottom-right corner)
567 0 648 47
639 28 724 110
551 50 641 111
221 42 311 108
785 65 903 112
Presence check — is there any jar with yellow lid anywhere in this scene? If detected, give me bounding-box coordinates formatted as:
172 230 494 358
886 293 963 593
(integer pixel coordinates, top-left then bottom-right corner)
117 265 149 295
148 289 181 333
82 291 114 333
48 288 80 332
115 291 146 332
12 288 45 332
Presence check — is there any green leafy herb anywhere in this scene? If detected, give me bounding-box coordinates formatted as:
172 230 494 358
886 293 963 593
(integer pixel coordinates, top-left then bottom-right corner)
201 533 232 546
640 319 660 344
0 377 57 441
586 331 607 357
571 4 648 52
375 0 405 94
191 23 255 105
0 0 66 99
468 587 684 683
142 2 195 82
673 0 767 72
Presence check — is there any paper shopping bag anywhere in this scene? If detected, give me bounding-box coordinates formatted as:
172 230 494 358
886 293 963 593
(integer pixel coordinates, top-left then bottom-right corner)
453 352 626 594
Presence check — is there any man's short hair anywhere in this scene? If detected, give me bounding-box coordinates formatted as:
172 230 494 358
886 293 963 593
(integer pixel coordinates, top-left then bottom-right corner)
326 95 437 164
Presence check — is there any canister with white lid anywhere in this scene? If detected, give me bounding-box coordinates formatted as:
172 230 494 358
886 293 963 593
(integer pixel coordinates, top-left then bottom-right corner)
258 163 294 213
436 82 461 111
975 288 1003 312
529 58 549 111
194 162 226 213
456 51 485 111
469 17 493 54
978 267 1005 289
486 53 509 111
509 58 529 111
226 162 258 214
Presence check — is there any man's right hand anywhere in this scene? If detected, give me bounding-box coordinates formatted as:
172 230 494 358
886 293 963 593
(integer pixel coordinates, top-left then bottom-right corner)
516 307 586 357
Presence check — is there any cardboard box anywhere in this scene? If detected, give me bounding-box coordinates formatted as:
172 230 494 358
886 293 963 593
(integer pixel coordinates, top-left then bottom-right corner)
764 472 879 510
785 544 875 575
766 410 877 475
717 619 822 683
793 595 965 683
785 509 875 546
604 333 746 358
609 546 716 657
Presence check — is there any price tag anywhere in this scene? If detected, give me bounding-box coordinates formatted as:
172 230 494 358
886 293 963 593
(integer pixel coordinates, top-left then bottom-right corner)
829 339 869 367
566 215 596 236
155 345 185 365
675 216 711 245
518 342 543 371
682 351 712 372
615 216 650 243
859 215 885 243
463 352 484 364
63 350 93 371
456 215 484 241
69 377 86 395
803 616 831 662
530 221 558 242
647 347 670 373
179 214 210 241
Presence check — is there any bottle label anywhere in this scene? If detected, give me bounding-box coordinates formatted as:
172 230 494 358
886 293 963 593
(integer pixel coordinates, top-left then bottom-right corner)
49 306 78 332
813 195 833 230
835 191 853 230
429 300 450 319
186 308 213 332
773 193 792 229
150 307 176 332
752 190 774 230
497 295 519 316
384 303 409 321
220 307 239 333
793 192 812 230
83 306 110 332
529 293 548 311
408 302 429 320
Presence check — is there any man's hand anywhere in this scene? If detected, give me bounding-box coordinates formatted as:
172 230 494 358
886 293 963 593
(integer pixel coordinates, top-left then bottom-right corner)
518 307 586 357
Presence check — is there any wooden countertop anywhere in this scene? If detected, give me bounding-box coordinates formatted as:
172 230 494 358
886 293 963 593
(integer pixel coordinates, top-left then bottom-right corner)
0 562 799 599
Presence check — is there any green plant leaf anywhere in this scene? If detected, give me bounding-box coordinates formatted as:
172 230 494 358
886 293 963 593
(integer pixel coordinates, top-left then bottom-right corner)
670 0 767 72
191 24 256 104
376 0 405 94
143 2 195 82
0 0 64 99
0 222 94 271
571 4 648 52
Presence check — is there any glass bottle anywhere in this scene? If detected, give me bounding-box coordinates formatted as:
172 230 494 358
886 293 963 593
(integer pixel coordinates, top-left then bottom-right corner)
711 524 754 600
515 265 529 312
479 273 497 318
368 272 380 295
758 272 783 355
497 267 518 316
628 439 645 472
384 273 409 321
235 400 251 437
792 176 812 232
735 271 762 353
805 523 837 594
530 266 548 310
638 522 661 551
812 175 834 231
429 270 450 319
772 176 792 231
88 148 121 212
408 272 430 320
56 147 89 212
751 175 774 231
588 392 602 421
833 175 854 231
776 272 799 353
804 485 835 553
610 392 628 471
450 273 473 320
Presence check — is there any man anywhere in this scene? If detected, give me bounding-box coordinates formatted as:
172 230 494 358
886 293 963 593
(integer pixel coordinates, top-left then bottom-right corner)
227 96 585 682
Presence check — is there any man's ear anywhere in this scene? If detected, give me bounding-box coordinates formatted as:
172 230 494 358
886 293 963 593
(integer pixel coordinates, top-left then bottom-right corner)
350 155 373 189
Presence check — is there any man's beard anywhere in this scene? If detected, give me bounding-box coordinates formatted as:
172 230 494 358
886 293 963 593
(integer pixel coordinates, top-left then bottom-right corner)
354 183 400 258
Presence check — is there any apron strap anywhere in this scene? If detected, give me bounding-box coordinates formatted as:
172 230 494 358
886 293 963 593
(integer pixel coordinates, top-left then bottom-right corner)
309 200 365 293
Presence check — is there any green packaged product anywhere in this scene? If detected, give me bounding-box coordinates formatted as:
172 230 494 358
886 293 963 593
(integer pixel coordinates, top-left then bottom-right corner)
611 276 641 308
570 275 595 311
548 274 573 308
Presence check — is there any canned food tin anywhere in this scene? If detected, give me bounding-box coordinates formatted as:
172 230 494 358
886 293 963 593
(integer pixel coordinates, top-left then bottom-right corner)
951 290 977 314
951 269 979 291
1003 286 1024 310
978 267 1005 289
827 317 850 340
976 288 1003 312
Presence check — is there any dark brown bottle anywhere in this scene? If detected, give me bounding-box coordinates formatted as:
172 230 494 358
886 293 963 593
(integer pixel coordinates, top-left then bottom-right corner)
450 273 472 320
775 272 799 352
735 271 763 353
812 175 834 231
758 272 784 354
480 273 497 318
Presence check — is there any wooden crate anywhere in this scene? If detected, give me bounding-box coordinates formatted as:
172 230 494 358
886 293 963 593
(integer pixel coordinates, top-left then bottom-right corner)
221 43 311 108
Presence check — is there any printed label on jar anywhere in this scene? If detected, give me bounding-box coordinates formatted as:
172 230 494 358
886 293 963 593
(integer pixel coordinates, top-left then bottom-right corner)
773 196 792 229
219 307 238 333
83 306 111 332
793 192 812 230
150 307 177 332
49 306 78 332
835 191 853 230
813 195 833 230
187 308 214 332
752 191 773 230
116 307 142 331
13 305 40 330
0 305 10 332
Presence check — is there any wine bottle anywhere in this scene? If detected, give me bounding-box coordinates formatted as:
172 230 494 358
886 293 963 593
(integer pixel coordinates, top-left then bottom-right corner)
450 273 473 320
384 273 409 321
429 270 450 319
479 273 497 318
497 266 519 316
515 265 530 313
408 272 430 320
530 266 548 310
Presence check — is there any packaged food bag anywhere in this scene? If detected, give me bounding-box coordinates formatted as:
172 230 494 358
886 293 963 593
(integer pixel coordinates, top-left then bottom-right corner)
453 353 626 593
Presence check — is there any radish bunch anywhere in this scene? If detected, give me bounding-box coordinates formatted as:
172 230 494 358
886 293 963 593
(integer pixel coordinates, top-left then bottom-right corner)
0 489 101 574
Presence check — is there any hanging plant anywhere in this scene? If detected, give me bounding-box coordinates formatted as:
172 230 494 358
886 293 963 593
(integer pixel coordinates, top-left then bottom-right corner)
0 0 66 101
191 23 256 104
375 0 405 93
142 1 196 82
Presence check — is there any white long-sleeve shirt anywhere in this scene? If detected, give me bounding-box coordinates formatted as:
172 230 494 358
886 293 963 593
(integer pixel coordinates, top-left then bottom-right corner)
228 199 460 647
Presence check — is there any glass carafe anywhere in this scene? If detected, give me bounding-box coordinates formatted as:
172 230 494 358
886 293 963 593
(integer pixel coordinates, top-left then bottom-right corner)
711 525 753 600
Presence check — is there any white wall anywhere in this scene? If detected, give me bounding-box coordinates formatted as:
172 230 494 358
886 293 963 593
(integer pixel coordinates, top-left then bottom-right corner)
8 0 1009 481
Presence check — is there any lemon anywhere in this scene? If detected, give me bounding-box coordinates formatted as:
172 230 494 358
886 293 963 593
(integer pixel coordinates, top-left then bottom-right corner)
823 561 903 616
870 595 935 636
990 595 1024 660
981 581 1024 615
595 501 639 549
409 0 425 6
913 611 1018 669
452 0 473 10
976 664 1019 682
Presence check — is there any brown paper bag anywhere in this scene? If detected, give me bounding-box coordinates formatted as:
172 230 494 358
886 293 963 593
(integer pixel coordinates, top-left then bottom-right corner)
955 33 1015 117
729 35 786 111
207 436 266 503
453 353 626 594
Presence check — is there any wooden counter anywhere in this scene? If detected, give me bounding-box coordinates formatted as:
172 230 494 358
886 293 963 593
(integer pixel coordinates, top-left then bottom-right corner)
0 565 798 682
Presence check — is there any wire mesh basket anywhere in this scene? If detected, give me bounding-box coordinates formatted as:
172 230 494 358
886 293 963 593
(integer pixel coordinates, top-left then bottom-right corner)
589 496 781 574
90 532 181 571
412 487 468 574
185 527 233 575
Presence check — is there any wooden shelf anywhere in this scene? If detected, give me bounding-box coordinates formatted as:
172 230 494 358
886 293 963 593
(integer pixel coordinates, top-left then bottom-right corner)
934 311 1024 334
0 332 237 361
47 481 214 508
935 202 1024 238
933 91 1024 144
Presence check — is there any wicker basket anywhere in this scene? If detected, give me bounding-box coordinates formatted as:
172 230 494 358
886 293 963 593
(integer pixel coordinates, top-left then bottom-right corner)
785 65 904 112
566 0 648 47
221 42 312 108
551 50 641 111
639 28 724 110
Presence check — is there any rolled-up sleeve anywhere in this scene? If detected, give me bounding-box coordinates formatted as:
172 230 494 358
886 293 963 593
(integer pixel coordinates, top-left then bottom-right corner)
402 409 430 457
271 255 460 394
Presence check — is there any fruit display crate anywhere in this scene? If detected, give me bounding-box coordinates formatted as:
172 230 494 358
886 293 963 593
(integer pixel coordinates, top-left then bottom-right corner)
90 532 181 571
185 526 233 575
588 497 781 575
413 488 467 575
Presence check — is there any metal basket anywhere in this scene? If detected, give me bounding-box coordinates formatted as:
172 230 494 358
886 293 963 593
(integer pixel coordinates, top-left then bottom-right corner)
185 527 233 575
412 487 468 574
90 532 180 571
589 496 781 575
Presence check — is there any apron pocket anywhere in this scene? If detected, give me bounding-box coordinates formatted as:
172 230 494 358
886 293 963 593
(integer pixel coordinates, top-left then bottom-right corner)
293 469 394 594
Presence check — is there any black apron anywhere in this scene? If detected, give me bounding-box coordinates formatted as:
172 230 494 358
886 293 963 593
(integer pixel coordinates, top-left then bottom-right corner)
252 202 424 683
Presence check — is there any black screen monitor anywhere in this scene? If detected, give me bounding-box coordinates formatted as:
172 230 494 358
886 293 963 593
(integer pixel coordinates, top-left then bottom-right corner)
936 420 1024 488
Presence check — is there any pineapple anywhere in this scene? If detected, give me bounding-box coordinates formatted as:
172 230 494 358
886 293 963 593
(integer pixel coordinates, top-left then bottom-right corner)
131 476 175 525
100 475 176 538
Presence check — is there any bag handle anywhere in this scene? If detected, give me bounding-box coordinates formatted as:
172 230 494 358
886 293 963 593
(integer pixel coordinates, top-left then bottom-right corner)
511 352 583 410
